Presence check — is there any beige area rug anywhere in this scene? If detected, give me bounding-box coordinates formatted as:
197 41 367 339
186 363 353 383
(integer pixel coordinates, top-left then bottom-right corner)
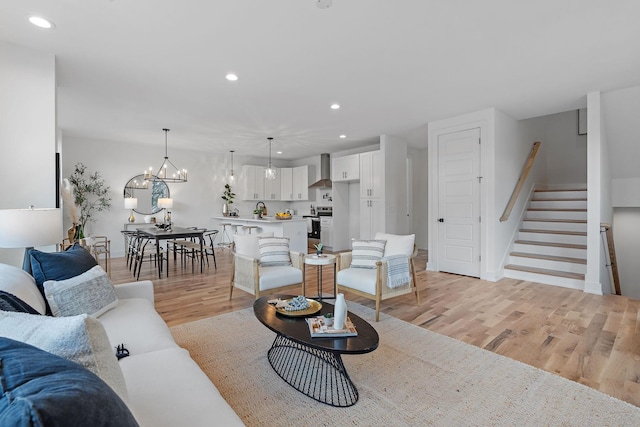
170 303 640 426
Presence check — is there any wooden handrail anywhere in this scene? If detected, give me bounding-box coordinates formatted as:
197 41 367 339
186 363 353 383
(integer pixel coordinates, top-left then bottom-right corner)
500 141 541 222
601 223 621 295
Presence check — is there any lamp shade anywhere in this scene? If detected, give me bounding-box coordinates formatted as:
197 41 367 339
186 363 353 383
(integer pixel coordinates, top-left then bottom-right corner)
0 208 62 248
124 197 138 209
158 198 173 209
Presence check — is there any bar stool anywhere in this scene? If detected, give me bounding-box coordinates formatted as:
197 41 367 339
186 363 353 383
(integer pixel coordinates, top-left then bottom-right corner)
218 223 233 249
243 225 259 234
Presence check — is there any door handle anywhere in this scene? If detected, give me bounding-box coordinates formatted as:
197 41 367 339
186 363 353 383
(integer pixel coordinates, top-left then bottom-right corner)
438 218 445 222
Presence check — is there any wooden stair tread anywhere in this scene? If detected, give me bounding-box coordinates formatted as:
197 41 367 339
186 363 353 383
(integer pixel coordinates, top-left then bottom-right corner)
534 188 587 192
510 252 586 264
531 198 587 202
515 240 587 250
527 208 587 212
519 229 587 236
504 264 585 280
523 218 587 223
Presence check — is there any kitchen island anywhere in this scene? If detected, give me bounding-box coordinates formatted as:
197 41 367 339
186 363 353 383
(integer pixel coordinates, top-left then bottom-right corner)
211 216 308 253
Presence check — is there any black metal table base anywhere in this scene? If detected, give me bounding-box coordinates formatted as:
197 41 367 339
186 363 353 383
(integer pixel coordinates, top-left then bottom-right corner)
267 334 358 407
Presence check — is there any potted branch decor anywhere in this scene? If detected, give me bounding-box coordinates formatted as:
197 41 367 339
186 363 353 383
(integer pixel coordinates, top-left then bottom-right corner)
65 163 112 241
221 183 235 217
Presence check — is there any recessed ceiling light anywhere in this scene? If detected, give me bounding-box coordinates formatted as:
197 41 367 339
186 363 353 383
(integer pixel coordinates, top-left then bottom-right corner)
339 135 346 139
28 16 54 29
225 73 238 81
330 103 340 110
277 151 282 154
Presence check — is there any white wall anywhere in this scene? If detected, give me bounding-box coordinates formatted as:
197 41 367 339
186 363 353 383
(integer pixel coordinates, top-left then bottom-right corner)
409 147 428 249
381 134 409 234
612 208 640 299
493 109 535 279
0 42 56 265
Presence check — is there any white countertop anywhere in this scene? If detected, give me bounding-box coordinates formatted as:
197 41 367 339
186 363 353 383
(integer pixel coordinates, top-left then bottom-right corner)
212 216 306 224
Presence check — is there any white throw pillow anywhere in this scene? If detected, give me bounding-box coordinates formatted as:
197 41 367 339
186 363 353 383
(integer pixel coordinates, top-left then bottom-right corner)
259 237 292 267
351 239 386 269
374 232 415 257
233 232 274 259
0 263 47 314
44 265 118 318
0 311 128 401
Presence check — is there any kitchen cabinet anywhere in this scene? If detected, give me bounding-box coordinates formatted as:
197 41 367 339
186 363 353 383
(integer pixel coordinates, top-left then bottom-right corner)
240 165 264 200
360 198 385 240
360 150 383 199
332 154 360 182
264 169 281 201
292 165 309 200
320 217 333 248
280 167 293 200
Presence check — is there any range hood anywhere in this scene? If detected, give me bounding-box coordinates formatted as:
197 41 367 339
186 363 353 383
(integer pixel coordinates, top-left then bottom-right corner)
309 153 332 188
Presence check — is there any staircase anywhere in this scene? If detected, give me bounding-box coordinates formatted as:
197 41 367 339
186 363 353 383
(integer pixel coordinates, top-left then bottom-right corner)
504 188 587 289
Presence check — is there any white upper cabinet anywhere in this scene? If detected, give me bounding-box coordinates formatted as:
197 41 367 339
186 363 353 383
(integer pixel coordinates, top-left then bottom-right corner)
332 154 360 182
280 167 294 201
292 165 309 200
360 150 383 199
264 169 281 201
240 165 264 200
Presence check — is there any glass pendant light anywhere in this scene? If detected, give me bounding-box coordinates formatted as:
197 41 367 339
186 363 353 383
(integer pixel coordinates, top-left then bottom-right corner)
265 137 277 180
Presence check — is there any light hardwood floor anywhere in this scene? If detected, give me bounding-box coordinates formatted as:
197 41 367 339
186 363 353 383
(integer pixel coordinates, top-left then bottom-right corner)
109 248 640 407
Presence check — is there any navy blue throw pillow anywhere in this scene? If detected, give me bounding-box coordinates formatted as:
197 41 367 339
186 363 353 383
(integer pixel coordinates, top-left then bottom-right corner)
0 338 139 427
29 243 98 313
0 291 39 314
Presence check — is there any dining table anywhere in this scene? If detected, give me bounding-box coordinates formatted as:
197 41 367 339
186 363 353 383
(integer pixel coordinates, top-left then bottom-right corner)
135 226 205 279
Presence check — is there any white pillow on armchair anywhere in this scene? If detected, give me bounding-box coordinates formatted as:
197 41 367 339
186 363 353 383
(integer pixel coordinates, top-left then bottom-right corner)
374 232 415 257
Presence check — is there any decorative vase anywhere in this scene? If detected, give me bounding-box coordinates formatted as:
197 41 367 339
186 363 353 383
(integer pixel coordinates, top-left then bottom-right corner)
144 215 152 224
67 223 77 242
333 293 347 330
222 203 229 217
316 249 323 256
74 224 85 241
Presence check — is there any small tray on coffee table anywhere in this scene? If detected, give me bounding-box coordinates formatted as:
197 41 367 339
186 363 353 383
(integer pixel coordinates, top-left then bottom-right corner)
273 298 322 317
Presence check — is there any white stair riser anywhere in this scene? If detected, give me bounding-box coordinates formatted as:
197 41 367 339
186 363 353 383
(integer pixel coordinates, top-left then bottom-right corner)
508 256 586 274
518 231 586 245
513 242 586 258
522 220 587 232
526 210 587 220
530 200 587 209
504 268 584 289
533 191 587 200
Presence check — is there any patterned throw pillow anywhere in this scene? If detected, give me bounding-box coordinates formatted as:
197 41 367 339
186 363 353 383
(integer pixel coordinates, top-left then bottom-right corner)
351 239 386 269
44 265 118 318
258 237 292 267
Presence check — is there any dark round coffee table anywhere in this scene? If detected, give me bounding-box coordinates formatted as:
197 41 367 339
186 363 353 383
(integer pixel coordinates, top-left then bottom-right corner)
253 295 379 407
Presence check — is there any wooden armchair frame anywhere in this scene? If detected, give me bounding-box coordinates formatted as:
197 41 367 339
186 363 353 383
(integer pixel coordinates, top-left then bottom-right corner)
229 250 305 299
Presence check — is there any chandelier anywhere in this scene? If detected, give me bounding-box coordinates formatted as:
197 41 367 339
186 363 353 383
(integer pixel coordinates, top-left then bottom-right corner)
144 129 188 183
265 137 277 180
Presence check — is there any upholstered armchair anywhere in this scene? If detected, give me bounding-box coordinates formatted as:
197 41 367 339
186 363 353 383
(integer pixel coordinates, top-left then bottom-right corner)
336 232 420 321
229 233 305 299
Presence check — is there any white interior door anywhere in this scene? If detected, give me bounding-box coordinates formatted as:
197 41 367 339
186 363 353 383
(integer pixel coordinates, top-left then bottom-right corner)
437 128 481 277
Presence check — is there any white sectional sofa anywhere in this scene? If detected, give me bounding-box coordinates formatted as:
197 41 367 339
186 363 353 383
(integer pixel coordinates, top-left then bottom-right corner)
0 262 244 426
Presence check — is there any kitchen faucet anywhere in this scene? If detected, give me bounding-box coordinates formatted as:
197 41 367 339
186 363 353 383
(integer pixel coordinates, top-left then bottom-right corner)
256 201 267 216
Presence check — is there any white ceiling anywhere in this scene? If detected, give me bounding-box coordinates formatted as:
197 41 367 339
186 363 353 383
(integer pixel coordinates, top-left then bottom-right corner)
1 1 640 160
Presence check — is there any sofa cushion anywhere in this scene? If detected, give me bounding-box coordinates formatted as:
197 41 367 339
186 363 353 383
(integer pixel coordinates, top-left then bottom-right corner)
44 265 118 317
258 266 303 290
0 290 39 314
0 311 128 401
0 338 138 427
98 297 178 356
119 347 243 426
233 232 274 259
374 232 415 257
351 239 386 269
258 237 292 267
0 263 47 314
29 243 98 313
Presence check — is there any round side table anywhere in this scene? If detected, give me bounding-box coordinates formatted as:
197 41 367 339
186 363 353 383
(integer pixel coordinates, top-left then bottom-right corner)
303 254 337 301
